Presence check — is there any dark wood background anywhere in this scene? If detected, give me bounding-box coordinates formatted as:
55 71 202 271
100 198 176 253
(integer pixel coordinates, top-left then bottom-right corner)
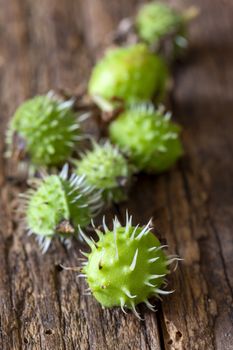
0 0 233 349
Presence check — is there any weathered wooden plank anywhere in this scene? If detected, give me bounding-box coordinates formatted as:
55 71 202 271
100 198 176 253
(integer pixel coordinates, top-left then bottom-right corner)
1 0 161 349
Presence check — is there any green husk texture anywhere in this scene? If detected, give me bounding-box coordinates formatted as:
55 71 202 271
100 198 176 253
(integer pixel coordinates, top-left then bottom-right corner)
7 93 80 167
88 44 168 108
136 2 186 46
109 104 183 173
75 142 132 203
81 214 179 318
25 165 102 253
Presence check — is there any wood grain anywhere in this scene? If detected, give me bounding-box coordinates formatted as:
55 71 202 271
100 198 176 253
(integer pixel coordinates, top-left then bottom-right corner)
0 0 232 349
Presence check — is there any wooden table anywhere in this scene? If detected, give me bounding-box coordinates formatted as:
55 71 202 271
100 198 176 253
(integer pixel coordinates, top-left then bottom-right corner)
0 0 232 349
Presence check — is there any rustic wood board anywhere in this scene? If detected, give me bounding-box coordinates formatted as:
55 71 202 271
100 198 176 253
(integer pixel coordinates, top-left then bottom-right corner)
0 0 232 349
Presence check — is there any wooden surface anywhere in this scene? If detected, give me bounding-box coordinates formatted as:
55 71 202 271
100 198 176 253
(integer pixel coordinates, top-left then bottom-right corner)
0 0 233 349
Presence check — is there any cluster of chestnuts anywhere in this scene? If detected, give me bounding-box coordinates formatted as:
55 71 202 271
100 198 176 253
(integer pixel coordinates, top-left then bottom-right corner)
6 2 196 318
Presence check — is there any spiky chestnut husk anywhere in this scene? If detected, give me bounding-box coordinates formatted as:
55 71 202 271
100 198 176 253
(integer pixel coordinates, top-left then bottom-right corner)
88 44 169 110
136 2 187 51
109 104 183 173
22 165 102 253
80 214 180 318
6 93 80 167
74 141 133 204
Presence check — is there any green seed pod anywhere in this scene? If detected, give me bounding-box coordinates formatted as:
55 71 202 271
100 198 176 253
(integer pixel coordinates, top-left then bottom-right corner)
109 104 183 173
80 214 180 318
88 44 169 110
6 92 81 168
23 165 102 253
136 2 187 51
74 141 133 204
